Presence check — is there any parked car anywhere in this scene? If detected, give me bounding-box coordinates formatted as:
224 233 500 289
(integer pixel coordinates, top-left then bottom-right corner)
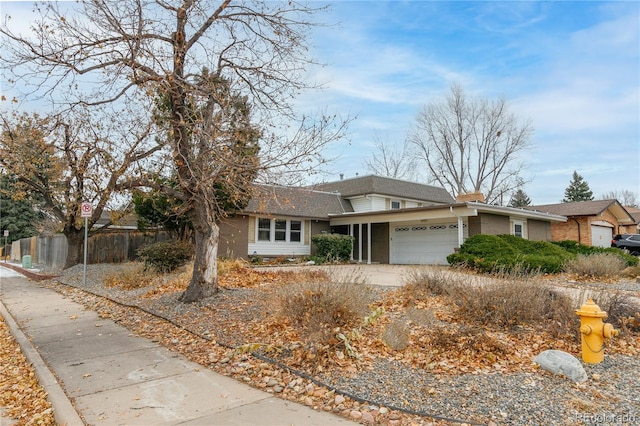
611 234 640 255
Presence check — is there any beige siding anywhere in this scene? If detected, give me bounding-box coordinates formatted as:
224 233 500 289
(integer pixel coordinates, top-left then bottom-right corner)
527 219 552 241
248 216 255 243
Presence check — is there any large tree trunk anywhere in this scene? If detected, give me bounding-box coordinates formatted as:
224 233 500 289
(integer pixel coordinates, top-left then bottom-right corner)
179 222 219 303
64 229 84 270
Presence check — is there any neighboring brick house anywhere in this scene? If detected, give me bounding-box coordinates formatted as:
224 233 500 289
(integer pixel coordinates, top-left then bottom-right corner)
219 175 567 265
526 200 636 248
622 207 640 234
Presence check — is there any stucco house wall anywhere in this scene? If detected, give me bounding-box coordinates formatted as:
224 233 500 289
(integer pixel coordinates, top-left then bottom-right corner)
527 219 552 241
468 213 510 236
219 215 250 259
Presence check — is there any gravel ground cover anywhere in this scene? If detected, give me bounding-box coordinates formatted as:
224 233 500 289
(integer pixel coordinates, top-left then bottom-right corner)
43 263 640 425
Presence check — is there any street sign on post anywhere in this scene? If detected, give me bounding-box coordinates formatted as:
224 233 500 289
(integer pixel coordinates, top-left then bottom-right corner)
81 202 92 285
2 230 7 263
81 202 93 218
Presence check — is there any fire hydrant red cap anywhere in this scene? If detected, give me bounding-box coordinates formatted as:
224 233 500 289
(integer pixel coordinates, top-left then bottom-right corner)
575 298 608 319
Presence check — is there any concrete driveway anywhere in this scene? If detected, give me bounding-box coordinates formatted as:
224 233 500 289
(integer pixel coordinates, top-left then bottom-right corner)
256 263 450 287
255 263 640 308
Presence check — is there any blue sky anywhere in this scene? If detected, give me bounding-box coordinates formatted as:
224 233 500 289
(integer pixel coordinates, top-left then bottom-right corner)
1 1 638 206
297 1 640 205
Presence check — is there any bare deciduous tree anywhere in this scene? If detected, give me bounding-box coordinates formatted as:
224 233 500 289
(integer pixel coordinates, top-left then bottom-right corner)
363 134 417 181
408 83 532 204
601 190 638 208
1 1 348 302
0 107 161 268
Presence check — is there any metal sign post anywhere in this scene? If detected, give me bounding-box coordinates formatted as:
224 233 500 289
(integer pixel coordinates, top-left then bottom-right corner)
3 230 8 263
81 202 93 286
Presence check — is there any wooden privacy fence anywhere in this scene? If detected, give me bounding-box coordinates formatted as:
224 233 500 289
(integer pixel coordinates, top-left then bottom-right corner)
10 231 173 271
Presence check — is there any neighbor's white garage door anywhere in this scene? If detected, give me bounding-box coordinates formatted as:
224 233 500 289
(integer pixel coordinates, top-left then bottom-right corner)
591 223 613 248
390 222 463 265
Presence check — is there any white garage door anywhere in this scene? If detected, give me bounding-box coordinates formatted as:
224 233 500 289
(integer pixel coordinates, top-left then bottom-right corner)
391 222 463 265
591 223 613 248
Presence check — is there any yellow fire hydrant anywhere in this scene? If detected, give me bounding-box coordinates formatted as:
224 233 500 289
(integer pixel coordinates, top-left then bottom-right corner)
575 298 618 364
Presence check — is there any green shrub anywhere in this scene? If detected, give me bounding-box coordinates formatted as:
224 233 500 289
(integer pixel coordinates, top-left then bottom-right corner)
136 240 194 272
311 233 353 262
447 234 570 273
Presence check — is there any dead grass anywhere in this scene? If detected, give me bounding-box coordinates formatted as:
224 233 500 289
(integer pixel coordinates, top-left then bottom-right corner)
401 266 577 333
563 253 627 278
104 262 159 289
275 280 376 348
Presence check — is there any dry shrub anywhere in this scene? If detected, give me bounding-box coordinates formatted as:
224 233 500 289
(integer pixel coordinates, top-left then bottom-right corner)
620 265 640 278
276 281 375 346
593 292 640 333
142 264 192 298
324 265 369 287
382 317 411 351
402 267 465 299
451 272 576 331
217 258 250 275
563 253 627 278
104 262 158 289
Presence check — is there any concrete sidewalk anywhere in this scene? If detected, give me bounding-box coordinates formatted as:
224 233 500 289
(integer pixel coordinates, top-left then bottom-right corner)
0 267 352 425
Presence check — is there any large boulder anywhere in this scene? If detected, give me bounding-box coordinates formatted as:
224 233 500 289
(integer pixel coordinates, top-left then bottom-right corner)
533 349 588 383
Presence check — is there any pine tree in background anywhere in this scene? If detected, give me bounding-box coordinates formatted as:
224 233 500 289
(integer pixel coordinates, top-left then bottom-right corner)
508 189 532 207
0 174 44 243
562 171 594 202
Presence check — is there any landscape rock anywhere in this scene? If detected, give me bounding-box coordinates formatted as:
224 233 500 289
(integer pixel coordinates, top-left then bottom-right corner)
533 349 588 383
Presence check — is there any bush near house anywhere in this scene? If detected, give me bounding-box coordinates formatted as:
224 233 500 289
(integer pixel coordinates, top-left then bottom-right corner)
447 234 570 273
311 233 354 263
447 235 638 274
136 240 195 272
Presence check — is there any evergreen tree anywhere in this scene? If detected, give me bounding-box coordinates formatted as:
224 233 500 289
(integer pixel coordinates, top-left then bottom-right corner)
562 171 594 202
0 174 44 243
508 189 532 207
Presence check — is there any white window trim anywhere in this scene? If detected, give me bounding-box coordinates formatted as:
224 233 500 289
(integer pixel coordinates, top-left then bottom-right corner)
511 219 527 239
255 217 305 243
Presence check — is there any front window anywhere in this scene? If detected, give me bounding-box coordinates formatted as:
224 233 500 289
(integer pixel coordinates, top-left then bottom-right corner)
256 218 304 243
258 218 271 241
290 221 302 242
275 219 287 241
513 220 524 238
391 200 401 210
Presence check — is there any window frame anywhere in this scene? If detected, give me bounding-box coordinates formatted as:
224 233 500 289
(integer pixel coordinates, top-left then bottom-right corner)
512 220 525 238
257 218 271 241
255 217 304 243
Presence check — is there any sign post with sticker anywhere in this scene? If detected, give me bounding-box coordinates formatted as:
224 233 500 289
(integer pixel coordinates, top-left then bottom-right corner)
81 202 93 285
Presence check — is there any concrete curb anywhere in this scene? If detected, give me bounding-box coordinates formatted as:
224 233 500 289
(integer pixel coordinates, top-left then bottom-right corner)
0 300 85 426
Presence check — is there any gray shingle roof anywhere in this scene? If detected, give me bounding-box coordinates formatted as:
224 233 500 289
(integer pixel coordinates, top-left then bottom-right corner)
243 185 353 219
527 199 635 223
310 175 455 204
527 199 619 216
